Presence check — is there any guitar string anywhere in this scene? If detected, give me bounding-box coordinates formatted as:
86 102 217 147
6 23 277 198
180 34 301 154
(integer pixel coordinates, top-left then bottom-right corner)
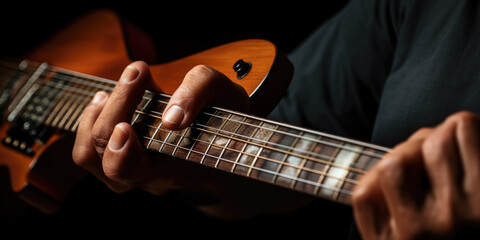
1 63 389 157
138 108 376 175
33 76 382 176
36 80 376 179
140 134 355 197
3 65 385 172
0 66 357 199
0 63 389 155
134 120 362 185
15 72 385 181
153 98 385 159
0 64 359 197
29 74 385 160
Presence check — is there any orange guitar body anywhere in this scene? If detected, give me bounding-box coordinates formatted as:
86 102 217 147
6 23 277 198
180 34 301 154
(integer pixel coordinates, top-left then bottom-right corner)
0 10 292 213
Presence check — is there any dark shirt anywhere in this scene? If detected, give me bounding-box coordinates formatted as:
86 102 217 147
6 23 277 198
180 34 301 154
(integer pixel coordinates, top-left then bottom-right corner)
271 0 480 147
269 0 480 238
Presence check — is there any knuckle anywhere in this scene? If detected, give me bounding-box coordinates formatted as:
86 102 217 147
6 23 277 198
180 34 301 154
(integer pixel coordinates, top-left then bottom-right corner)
185 65 221 88
411 127 433 139
447 111 478 124
188 65 216 78
91 127 110 150
422 135 447 164
378 154 404 183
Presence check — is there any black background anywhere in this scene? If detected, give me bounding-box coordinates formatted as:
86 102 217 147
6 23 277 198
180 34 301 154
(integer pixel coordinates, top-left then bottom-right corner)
0 1 352 238
0 2 348 61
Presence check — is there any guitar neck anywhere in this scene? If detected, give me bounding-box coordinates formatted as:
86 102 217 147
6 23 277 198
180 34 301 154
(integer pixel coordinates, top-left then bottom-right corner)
1 60 390 205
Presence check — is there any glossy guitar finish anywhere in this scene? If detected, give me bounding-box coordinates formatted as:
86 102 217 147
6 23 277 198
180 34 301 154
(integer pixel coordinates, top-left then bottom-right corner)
0 10 293 213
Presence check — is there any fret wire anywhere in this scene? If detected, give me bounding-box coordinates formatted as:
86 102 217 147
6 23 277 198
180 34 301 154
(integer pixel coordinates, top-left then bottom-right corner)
147 121 163 150
149 97 386 159
200 110 385 159
214 114 244 169
195 120 374 173
30 73 380 176
185 119 206 162
44 82 384 171
160 129 173 153
172 127 190 156
199 110 229 164
0 63 372 196
142 135 354 196
25 74 386 161
335 150 363 202
246 123 277 177
142 108 381 171
147 107 384 165
314 142 343 196
337 146 362 201
272 131 302 185
136 121 361 184
13 65 385 174
135 109 370 176
291 134 322 190
5 63 384 159
230 120 261 174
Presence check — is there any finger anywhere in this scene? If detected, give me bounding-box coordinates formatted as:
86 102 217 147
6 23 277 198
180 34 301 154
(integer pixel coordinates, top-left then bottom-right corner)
162 65 249 130
102 122 152 185
72 92 132 193
408 127 433 141
353 166 391 239
91 61 150 157
72 91 108 172
450 112 480 194
422 115 462 201
378 138 427 236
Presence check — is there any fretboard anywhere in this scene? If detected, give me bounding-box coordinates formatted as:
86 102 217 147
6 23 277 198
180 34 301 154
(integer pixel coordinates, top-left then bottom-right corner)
1 61 391 205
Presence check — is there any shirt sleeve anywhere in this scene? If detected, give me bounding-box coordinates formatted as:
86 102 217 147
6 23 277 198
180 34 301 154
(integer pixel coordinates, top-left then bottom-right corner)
269 0 406 141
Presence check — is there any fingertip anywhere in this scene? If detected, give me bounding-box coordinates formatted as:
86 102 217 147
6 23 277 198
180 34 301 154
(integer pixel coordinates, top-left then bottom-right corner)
129 60 149 71
108 123 130 151
162 105 185 130
91 91 109 104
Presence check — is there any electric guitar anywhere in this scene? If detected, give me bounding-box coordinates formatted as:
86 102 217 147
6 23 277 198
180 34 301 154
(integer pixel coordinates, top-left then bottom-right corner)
0 10 390 214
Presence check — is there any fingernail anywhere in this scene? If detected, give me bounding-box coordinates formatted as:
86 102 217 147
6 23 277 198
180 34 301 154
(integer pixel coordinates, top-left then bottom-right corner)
163 105 185 125
92 91 107 104
121 65 140 83
109 124 129 151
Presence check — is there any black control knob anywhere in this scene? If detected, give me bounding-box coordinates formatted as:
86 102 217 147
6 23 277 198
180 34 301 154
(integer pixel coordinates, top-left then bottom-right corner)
233 59 251 79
